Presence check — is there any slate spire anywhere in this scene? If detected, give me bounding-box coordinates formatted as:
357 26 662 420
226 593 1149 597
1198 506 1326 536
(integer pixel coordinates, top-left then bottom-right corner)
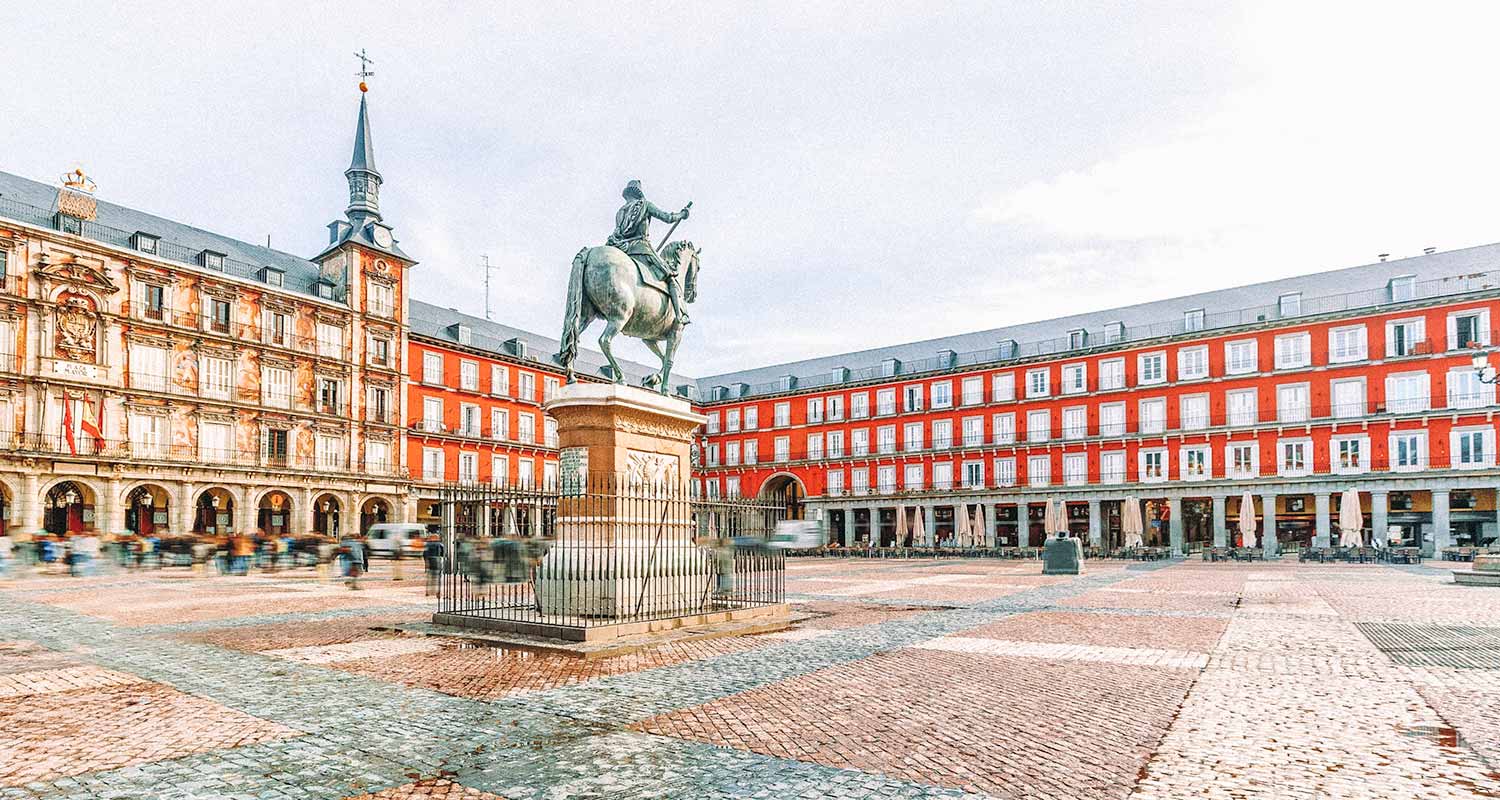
344 88 382 221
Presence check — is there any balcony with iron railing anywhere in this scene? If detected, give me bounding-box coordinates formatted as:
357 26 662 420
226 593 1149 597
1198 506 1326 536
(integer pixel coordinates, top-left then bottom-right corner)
119 305 354 362
0 431 406 477
704 270 1500 402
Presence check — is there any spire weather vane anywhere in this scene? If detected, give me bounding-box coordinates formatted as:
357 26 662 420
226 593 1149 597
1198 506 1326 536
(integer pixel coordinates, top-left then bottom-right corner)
354 48 374 91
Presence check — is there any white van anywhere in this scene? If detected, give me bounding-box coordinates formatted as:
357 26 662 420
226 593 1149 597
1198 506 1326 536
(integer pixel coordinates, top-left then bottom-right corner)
365 523 426 558
766 520 825 550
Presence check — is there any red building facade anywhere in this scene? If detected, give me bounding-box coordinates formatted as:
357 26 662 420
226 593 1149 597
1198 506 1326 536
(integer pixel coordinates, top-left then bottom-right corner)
692 247 1500 556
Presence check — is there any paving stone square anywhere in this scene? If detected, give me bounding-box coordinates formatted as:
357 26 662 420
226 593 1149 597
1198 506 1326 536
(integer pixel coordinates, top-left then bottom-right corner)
2 558 1499 799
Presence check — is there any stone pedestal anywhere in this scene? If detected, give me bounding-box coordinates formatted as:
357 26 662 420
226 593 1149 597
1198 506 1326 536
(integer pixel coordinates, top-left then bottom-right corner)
1455 554 1500 587
1043 534 1084 575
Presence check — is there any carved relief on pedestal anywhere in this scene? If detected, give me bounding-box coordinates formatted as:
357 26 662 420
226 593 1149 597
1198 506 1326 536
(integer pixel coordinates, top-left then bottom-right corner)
625 449 680 487
615 409 698 443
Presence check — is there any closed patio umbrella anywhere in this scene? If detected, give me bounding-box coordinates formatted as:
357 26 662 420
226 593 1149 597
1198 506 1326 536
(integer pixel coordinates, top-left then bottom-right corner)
912 509 928 547
1338 488 1364 547
954 504 971 547
1121 497 1144 547
1237 490 1257 549
895 504 908 547
973 504 987 547
1042 499 1063 537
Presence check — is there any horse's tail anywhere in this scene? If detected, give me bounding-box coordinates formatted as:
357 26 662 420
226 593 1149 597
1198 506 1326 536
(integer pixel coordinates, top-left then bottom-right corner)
556 247 589 378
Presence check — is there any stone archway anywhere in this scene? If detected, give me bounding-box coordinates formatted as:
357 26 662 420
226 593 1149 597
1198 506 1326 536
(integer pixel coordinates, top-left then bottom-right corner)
313 493 342 538
193 487 236 535
123 483 171 536
759 473 806 521
257 490 295 537
360 497 391 534
43 480 98 534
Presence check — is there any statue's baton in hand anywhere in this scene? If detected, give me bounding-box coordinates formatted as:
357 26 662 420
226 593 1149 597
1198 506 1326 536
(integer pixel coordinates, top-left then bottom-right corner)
655 201 692 253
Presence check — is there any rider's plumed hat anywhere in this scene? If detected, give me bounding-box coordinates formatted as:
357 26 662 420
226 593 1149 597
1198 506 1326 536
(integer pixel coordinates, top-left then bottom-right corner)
622 180 643 200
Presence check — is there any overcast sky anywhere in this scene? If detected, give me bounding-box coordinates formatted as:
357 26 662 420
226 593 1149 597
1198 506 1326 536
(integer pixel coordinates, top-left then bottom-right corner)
5 2 1500 378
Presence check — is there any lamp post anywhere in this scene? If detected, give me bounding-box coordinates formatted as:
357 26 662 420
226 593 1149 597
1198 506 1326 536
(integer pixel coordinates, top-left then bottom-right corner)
1473 351 1500 384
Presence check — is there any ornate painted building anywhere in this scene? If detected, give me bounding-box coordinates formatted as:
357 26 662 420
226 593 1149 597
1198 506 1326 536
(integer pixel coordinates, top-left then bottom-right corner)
691 247 1500 556
0 86 413 539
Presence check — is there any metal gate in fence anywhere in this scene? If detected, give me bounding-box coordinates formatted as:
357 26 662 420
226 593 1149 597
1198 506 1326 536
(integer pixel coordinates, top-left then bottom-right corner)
436 475 787 630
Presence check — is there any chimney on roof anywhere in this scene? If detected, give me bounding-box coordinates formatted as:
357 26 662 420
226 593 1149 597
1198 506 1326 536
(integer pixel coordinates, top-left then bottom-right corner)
1378 254 1390 262
1423 247 1436 255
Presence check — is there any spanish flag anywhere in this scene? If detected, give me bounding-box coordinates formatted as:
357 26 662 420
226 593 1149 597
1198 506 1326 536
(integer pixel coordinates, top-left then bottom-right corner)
80 394 102 446
61 391 77 455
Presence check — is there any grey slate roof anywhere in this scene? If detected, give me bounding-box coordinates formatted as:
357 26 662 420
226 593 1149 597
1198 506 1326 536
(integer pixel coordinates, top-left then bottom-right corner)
0 169 330 299
349 93 378 174
409 299 686 392
694 243 1500 398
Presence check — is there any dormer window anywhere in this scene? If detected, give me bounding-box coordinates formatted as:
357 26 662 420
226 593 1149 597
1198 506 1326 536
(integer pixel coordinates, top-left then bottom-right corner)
54 212 83 235
997 340 1018 359
260 266 284 287
508 337 528 359
131 232 160 255
712 385 727 401
880 358 901 377
199 250 226 271
449 323 471 346
1067 329 1087 349
778 374 796 392
315 279 336 300
1278 292 1302 318
1389 275 1416 303
1104 322 1125 343
1184 309 1205 332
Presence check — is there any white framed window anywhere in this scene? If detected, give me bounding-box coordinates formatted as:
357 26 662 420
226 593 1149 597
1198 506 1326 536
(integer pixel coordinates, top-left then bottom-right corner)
775 436 791 462
827 430 844 458
933 462 954 490
365 440 390 473
877 465 897 493
904 463 924 491
1098 358 1125 391
1386 318 1425 358
367 335 391 368
931 419 952 449
1137 352 1165 385
962 416 984 447
1068 329 1087 349
1027 455 1050 487
491 408 509 440
1100 450 1126 484
827 395 844 421
1026 409 1050 442
457 451 479 484
1274 332 1311 369
1452 427 1494 468
490 364 510 396
544 416 558 448
1180 445 1210 480
1176 346 1208 381
706 443 720 467
1385 372 1430 414
823 471 841 497
543 377 560 402
1099 402 1126 437
992 413 1015 445
850 393 869 419
1184 308 1206 332
459 360 479 391
1278 438 1311 476
517 372 535 401
491 455 509 486
129 413 165 458
875 389 896 416
962 460 984 489
852 468 870 495
1026 368 1050 398
1447 308 1491 351
994 457 1017 487
852 428 870 456
316 322 343 359
745 439 758 464
806 433 824 460
775 401 792 426
1226 441 1258 478
1225 339 1257 375
807 397 824 424
199 420 233 463
459 403 481 437
369 282 394 318
1226 389 1257 427
200 356 232 400
1447 368 1492 409
423 351 444 385
1389 275 1417 302
517 412 535 444
725 409 740 432
1139 449 1166 482
1331 435 1370 474
706 412 721 434
961 376 984 406
1278 292 1301 317
517 458 536 488
1062 406 1087 439
704 477 720 499
1179 394 1209 430
744 406 759 429
904 421 924 451
1138 397 1166 434
1331 378 1366 419
265 310 289 347
1063 453 1087 486
1328 325 1368 363
1277 383 1310 423
1390 430 1426 472
877 425 896 454
262 365 291 409
992 372 1016 402
904 384 924 412
930 381 952 409
1061 363 1087 394
422 397 443 432
422 448 445 481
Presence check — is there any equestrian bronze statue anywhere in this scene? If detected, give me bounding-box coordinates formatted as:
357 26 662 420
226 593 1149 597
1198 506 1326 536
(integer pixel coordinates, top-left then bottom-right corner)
556 180 700 394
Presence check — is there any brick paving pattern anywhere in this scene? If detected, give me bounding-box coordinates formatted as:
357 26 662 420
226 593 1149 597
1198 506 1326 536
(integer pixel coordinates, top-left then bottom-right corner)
0 557 1497 798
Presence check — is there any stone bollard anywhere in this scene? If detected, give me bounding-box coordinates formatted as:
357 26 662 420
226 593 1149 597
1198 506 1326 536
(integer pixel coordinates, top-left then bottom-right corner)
1042 532 1084 575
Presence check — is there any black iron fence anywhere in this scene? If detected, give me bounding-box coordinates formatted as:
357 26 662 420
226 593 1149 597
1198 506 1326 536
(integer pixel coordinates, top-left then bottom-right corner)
436 474 786 629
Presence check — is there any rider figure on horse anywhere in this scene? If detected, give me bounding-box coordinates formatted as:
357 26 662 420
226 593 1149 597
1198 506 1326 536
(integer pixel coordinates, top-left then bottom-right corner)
607 180 692 325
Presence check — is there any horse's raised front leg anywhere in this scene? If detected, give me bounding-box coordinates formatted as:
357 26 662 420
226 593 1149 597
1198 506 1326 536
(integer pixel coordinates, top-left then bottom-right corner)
598 321 626 384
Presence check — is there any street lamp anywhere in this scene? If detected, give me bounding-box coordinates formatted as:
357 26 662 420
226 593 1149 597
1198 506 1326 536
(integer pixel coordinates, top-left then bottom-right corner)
1472 351 1500 384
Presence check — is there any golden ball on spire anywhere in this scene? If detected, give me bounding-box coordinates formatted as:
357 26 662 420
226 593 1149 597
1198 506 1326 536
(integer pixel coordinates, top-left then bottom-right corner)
359 81 368 93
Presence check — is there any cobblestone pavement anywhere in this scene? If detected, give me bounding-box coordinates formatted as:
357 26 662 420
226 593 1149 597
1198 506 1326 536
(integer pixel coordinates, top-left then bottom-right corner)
1 557 1498 798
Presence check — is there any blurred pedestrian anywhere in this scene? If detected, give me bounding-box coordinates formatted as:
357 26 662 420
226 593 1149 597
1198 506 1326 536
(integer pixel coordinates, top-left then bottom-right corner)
71 532 99 577
340 538 365 590
423 537 445 596
0 531 11 579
